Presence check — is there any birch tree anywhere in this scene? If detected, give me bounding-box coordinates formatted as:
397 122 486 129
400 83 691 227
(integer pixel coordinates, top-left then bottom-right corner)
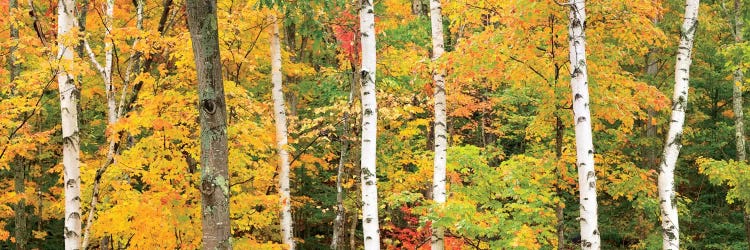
658 0 700 249
102 0 116 124
565 1 600 248
429 0 447 249
731 0 745 163
360 0 381 248
185 0 232 247
730 0 750 243
79 0 145 246
57 0 82 248
270 14 295 250
81 0 114 123
79 5 115 247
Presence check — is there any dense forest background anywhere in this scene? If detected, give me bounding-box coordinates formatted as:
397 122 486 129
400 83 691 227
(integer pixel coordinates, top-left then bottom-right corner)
2 0 750 249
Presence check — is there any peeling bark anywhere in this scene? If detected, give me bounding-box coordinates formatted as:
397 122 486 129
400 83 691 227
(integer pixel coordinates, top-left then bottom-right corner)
658 1 699 249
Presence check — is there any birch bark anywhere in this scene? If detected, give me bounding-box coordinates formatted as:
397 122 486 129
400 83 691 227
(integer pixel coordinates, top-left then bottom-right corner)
360 0 381 248
565 1 601 248
104 0 116 124
57 0 82 248
732 0 745 163
658 1 699 249
270 14 295 250
429 0 447 249
729 0 750 245
80 0 145 247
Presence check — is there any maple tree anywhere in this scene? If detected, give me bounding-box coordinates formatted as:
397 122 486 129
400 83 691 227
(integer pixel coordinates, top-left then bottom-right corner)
2 0 750 249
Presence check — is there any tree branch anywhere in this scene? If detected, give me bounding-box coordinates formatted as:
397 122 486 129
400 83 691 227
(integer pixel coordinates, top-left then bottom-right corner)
0 73 57 160
83 38 107 79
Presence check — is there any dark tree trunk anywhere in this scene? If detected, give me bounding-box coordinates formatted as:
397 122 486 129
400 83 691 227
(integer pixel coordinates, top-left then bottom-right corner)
333 65 358 250
9 0 27 248
555 116 564 250
13 160 27 250
185 0 232 248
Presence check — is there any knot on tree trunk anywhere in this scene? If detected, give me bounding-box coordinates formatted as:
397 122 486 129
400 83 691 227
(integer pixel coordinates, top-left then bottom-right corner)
202 99 217 114
201 178 216 195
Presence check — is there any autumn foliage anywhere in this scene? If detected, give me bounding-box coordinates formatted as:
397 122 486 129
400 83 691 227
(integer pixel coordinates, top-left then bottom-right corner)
1 0 750 249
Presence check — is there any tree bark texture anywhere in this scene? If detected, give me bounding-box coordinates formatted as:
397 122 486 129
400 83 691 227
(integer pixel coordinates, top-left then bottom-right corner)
57 0 83 248
566 1 601 249
185 0 232 247
359 0 381 248
429 0 447 249
270 14 295 250
9 0 28 248
332 65 358 250
658 1 699 249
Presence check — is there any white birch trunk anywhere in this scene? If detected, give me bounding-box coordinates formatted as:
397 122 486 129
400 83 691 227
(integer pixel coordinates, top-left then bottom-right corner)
80 0 121 246
658 1 699 249
360 0 381 248
734 71 745 163
331 111 348 250
566 1 600 249
730 0 750 244
429 0 447 249
732 0 745 163
270 14 295 250
104 0 116 124
57 0 82 248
